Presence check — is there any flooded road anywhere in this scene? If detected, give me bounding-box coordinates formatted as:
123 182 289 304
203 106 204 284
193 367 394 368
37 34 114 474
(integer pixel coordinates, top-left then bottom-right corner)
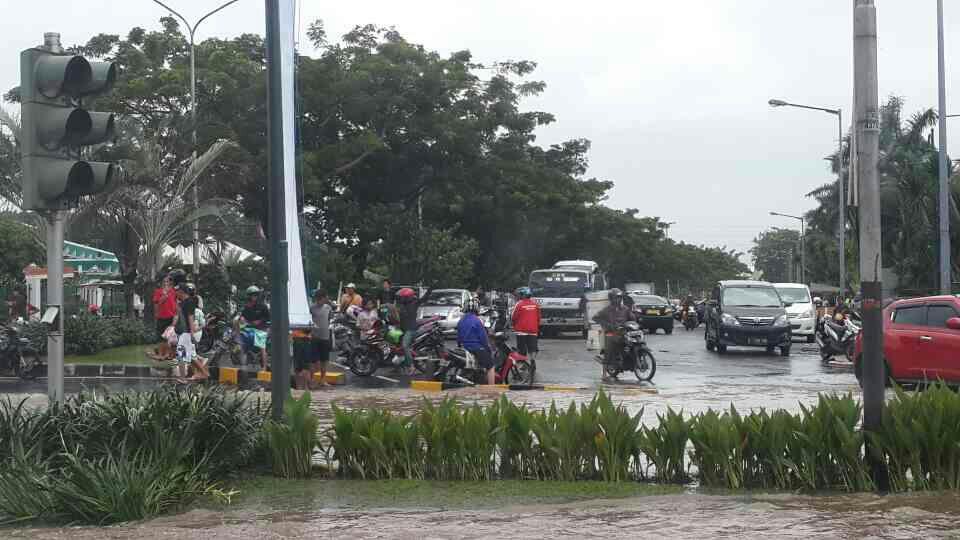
8 484 960 539
6 326 940 539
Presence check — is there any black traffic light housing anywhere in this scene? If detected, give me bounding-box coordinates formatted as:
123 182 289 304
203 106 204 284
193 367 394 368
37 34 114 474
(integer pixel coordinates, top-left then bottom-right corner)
20 46 118 210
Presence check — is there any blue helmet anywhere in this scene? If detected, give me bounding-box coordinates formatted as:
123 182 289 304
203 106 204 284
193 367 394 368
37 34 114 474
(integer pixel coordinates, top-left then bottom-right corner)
516 287 532 299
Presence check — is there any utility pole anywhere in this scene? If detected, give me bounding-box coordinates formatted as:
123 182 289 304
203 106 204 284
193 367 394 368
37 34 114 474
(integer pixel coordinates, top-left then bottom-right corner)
937 0 951 294
854 0 888 491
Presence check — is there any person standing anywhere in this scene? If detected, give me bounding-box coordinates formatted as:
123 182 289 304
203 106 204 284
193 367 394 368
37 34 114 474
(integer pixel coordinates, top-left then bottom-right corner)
151 274 177 337
301 289 332 389
339 283 363 312
457 299 495 385
173 282 201 380
511 287 541 360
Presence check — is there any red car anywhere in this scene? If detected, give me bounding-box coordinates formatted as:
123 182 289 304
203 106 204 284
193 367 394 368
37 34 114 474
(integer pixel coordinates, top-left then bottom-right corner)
854 295 960 386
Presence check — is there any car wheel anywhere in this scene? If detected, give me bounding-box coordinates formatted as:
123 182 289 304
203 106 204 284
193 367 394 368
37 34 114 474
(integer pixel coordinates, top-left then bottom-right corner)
716 344 727 354
780 346 791 357
854 355 891 388
806 335 815 344
664 326 673 335
766 345 776 354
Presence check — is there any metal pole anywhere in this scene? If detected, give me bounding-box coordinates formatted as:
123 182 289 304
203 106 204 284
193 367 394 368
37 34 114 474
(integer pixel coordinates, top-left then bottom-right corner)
854 0 888 491
800 217 806 284
46 211 64 403
838 110 846 298
265 0 290 420
938 0 951 294
190 35 200 282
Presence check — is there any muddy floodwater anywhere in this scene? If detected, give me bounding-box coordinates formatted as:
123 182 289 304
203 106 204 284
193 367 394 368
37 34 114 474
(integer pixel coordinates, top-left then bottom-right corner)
4 331 956 538
6 479 960 539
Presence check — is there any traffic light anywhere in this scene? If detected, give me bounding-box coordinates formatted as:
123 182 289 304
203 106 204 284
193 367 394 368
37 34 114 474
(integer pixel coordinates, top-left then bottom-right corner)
20 44 117 211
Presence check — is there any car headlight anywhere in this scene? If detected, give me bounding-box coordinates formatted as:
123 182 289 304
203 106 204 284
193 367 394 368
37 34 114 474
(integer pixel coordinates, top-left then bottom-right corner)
773 315 788 327
802 309 815 319
721 313 740 326
664 308 673 314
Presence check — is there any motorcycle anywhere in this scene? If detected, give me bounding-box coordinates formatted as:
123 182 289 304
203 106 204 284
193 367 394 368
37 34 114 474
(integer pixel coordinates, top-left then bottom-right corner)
347 317 444 377
196 311 229 355
595 321 657 382
815 314 860 363
331 312 359 360
0 325 40 380
433 331 535 386
682 306 699 330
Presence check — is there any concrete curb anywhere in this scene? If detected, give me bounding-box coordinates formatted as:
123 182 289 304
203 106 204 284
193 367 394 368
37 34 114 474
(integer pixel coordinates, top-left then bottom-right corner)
410 380 588 392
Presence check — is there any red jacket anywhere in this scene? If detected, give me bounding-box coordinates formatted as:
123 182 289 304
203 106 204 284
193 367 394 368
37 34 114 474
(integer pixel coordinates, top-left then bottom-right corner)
511 299 541 334
152 287 178 319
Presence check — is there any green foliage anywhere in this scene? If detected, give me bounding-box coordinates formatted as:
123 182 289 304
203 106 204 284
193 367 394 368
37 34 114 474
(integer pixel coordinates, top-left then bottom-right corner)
750 228 802 283
63 314 116 355
266 392 319 479
325 389 960 492
869 382 960 491
0 387 262 525
0 218 42 290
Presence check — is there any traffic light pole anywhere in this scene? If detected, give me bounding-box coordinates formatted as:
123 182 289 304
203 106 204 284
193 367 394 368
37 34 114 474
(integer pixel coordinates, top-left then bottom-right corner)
46 210 65 403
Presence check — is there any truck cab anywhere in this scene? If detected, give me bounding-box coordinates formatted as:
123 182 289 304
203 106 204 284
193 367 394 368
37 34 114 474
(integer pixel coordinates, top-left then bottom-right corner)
529 260 606 337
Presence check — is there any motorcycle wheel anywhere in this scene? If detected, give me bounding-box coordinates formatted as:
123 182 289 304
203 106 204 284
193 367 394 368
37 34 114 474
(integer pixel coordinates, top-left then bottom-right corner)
349 347 380 377
844 342 856 363
509 361 535 385
603 363 621 380
17 350 40 381
633 349 656 382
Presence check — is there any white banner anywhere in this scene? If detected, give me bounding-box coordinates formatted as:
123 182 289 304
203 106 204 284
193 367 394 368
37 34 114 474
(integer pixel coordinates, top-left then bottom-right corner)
279 0 311 327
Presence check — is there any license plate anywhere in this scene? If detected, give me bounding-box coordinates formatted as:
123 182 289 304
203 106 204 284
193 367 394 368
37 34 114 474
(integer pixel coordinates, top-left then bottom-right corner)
645 309 659 315
749 337 767 346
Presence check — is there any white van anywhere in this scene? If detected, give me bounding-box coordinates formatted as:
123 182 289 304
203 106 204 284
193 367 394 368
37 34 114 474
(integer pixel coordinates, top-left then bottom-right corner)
774 283 816 343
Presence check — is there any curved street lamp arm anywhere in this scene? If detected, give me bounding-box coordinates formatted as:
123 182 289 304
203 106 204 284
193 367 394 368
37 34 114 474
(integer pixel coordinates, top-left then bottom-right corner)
151 0 195 37
196 0 243 33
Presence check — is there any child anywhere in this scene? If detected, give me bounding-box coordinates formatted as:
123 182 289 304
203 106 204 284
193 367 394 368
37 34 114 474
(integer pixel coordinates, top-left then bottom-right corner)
357 298 379 334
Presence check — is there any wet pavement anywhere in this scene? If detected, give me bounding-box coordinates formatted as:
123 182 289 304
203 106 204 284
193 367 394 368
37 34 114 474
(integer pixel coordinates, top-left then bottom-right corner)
9 325 947 539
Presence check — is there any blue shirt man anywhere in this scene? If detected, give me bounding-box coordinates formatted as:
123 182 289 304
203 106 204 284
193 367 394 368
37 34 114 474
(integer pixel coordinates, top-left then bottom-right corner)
456 305 496 384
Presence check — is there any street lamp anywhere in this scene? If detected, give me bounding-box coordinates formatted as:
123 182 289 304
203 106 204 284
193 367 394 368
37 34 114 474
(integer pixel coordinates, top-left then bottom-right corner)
769 98 845 296
151 0 242 282
663 221 677 240
770 211 806 284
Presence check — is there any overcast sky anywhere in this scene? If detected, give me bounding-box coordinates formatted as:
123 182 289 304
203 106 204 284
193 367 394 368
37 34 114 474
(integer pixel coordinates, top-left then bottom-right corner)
2 1 958 265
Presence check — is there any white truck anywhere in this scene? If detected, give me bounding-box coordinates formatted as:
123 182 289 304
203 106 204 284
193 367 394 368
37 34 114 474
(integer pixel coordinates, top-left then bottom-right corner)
529 260 607 337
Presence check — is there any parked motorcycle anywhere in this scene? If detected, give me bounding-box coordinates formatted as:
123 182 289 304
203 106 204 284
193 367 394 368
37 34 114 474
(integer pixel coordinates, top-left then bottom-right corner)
331 312 359 360
682 306 699 330
196 311 228 354
815 314 860 363
595 321 656 382
347 317 444 377
0 325 41 380
433 331 535 386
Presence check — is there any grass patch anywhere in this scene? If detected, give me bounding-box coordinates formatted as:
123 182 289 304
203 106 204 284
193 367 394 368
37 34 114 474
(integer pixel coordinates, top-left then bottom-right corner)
226 477 681 511
64 344 153 366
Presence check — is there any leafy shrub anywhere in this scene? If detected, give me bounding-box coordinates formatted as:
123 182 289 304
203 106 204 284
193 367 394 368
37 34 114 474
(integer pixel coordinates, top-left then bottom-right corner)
63 314 114 355
110 317 150 347
16 320 48 355
0 386 263 525
266 392 319 479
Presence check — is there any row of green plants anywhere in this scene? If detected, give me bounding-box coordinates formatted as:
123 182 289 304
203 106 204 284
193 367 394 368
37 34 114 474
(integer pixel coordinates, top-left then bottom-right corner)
328 386 960 492
0 386 264 525
18 314 152 356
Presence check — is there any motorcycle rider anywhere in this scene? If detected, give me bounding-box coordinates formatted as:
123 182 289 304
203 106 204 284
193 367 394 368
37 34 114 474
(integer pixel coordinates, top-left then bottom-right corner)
238 285 271 370
457 298 496 385
511 287 541 360
592 288 637 371
396 287 430 375
339 283 363 312
680 294 695 323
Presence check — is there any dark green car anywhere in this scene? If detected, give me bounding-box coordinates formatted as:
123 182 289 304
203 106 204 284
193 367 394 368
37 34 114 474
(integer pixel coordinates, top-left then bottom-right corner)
629 294 675 334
